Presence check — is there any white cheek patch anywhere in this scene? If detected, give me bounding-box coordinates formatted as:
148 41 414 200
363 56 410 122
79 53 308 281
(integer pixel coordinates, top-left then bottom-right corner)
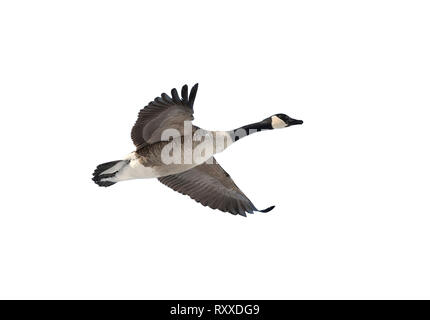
271 116 287 128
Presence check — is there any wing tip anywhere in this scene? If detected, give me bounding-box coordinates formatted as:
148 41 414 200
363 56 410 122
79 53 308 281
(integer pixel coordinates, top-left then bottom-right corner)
258 205 275 213
188 83 199 109
173 83 199 108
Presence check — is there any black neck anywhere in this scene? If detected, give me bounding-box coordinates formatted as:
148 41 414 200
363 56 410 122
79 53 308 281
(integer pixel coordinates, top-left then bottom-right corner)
229 119 272 142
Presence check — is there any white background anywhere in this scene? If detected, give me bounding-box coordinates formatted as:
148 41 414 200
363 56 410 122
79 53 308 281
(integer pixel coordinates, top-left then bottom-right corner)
0 1 429 299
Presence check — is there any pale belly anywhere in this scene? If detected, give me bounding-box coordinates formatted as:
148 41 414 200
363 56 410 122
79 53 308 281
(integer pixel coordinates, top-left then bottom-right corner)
115 150 213 181
113 130 233 181
116 160 199 180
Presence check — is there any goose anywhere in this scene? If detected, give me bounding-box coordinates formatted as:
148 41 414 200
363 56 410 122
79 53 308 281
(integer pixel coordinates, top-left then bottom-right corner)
92 84 303 216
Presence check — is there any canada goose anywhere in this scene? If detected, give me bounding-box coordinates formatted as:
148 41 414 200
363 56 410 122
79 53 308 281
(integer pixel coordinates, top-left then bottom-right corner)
93 84 303 216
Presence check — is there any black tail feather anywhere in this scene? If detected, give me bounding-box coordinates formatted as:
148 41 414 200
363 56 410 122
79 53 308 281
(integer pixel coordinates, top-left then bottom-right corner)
92 160 123 187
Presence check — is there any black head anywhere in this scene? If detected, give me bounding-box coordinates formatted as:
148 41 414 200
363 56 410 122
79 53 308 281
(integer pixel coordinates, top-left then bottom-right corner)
269 114 303 128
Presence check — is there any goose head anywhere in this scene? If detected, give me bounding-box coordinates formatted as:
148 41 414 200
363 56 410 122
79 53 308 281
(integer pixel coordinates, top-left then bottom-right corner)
269 114 303 129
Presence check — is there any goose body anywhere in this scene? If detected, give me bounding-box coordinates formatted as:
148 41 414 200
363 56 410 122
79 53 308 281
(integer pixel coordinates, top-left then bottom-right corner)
93 84 303 216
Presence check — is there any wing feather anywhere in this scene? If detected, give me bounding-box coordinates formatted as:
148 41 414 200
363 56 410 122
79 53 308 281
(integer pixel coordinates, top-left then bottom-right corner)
158 157 274 216
131 84 198 149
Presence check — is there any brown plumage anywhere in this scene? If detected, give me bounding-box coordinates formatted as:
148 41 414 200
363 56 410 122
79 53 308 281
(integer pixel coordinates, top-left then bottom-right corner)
131 85 197 150
159 157 274 217
94 83 303 216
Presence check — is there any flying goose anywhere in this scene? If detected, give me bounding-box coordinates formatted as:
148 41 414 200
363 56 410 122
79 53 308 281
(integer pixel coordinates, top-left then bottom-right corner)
93 84 303 216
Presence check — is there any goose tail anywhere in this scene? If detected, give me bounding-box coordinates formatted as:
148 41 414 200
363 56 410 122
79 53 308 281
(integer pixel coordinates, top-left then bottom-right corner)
92 160 127 187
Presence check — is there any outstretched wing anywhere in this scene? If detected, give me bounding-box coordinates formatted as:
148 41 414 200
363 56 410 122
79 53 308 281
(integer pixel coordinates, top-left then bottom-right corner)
131 84 198 149
158 157 275 216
